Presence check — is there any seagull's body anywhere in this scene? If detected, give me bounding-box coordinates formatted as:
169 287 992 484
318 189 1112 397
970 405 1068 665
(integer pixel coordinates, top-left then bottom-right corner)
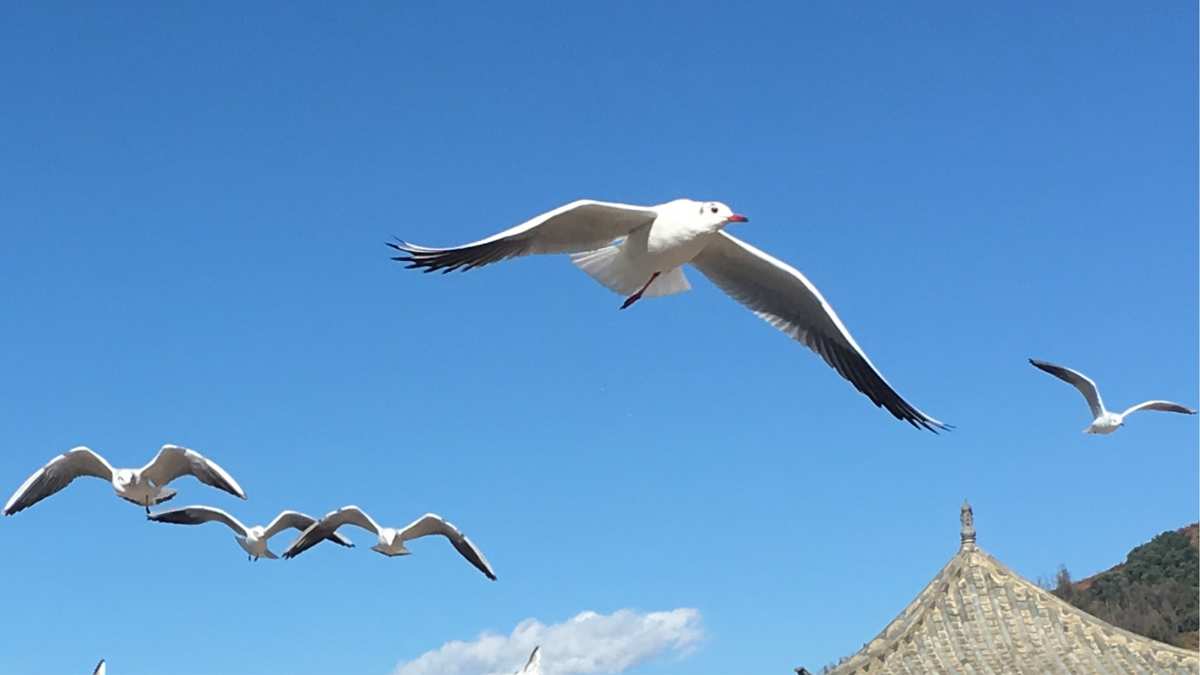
391 198 947 432
3 445 246 516
282 505 497 580
148 505 354 560
1029 359 1196 434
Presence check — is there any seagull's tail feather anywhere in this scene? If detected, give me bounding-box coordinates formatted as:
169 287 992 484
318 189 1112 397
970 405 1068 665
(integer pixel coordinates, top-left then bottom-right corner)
647 267 691 297
152 488 177 505
571 245 691 298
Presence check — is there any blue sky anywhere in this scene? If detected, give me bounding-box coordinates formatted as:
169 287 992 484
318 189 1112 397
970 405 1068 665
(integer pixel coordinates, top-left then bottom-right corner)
0 2 1196 674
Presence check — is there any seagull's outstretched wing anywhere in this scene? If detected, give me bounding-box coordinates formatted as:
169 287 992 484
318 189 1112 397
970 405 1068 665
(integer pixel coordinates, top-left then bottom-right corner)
1029 359 1105 418
3 447 115 516
262 510 354 547
283 505 380 559
93 659 106 675
140 445 246 500
148 505 248 536
389 200 657 273
399 513 497 580
518 646 542 674
691 232 949 432
1119 400 1197 418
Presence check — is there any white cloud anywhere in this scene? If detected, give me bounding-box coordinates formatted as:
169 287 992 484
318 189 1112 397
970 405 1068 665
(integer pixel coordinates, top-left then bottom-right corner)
393 608 704 675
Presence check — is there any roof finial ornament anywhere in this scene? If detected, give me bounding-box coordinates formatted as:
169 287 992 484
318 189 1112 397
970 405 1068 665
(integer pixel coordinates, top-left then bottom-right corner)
960 499 976 548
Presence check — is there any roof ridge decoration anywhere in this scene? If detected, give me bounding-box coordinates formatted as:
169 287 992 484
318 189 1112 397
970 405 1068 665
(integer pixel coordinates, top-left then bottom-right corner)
960 498 976 549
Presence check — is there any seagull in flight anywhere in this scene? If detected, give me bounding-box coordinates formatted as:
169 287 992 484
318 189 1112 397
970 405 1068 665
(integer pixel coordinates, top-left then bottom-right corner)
1029 358 1196 434
515 646 541 675
282 505 497 580
93 660 106 675
3 445 246 516
389 198 948 432
148 505 354 561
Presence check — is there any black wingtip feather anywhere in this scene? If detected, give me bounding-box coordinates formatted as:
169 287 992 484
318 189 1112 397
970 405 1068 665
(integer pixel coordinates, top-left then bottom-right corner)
815 336 947 434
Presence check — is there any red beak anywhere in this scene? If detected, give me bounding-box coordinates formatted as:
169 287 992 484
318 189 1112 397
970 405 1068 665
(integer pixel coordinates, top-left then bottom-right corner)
726 214 748 223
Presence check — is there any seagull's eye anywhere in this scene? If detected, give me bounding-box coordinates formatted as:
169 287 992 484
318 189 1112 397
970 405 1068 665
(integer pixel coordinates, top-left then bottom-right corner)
710 206 718 214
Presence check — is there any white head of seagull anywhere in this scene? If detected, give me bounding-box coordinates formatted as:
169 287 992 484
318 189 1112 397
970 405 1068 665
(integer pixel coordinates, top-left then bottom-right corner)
687 199 748 228
389 197 947 432
148 505 354 561
281 505 497 580
3 445 246 516
1029 358 1197 434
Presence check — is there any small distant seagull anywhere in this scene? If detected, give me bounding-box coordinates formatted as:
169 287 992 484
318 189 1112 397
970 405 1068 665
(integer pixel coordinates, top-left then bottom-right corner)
93 660 105 675
390 198 948 432
3 445 246 516
148 505 353 561
516 646 541 674
1029 359 1197 434
282 505 497 580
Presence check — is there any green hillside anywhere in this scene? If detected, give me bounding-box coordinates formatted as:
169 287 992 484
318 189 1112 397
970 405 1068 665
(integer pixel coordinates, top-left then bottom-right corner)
1051 524 1199 650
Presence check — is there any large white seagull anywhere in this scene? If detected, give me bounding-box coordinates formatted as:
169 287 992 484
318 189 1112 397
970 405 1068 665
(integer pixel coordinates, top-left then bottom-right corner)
391 198 948 432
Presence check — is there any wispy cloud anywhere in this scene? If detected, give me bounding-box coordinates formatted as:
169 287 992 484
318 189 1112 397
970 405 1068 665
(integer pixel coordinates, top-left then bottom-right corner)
393 608 703 675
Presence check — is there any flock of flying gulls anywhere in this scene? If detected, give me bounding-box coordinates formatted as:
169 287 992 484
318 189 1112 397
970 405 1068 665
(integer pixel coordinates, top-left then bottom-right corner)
2 443 497 573
12 197 1196 674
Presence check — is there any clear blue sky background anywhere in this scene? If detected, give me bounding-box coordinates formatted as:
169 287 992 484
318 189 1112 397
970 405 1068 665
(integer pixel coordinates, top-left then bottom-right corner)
1 2 1196 674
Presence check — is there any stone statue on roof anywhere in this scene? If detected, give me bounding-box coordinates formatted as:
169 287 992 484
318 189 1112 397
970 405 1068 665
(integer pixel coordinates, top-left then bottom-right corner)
960 499 975 546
